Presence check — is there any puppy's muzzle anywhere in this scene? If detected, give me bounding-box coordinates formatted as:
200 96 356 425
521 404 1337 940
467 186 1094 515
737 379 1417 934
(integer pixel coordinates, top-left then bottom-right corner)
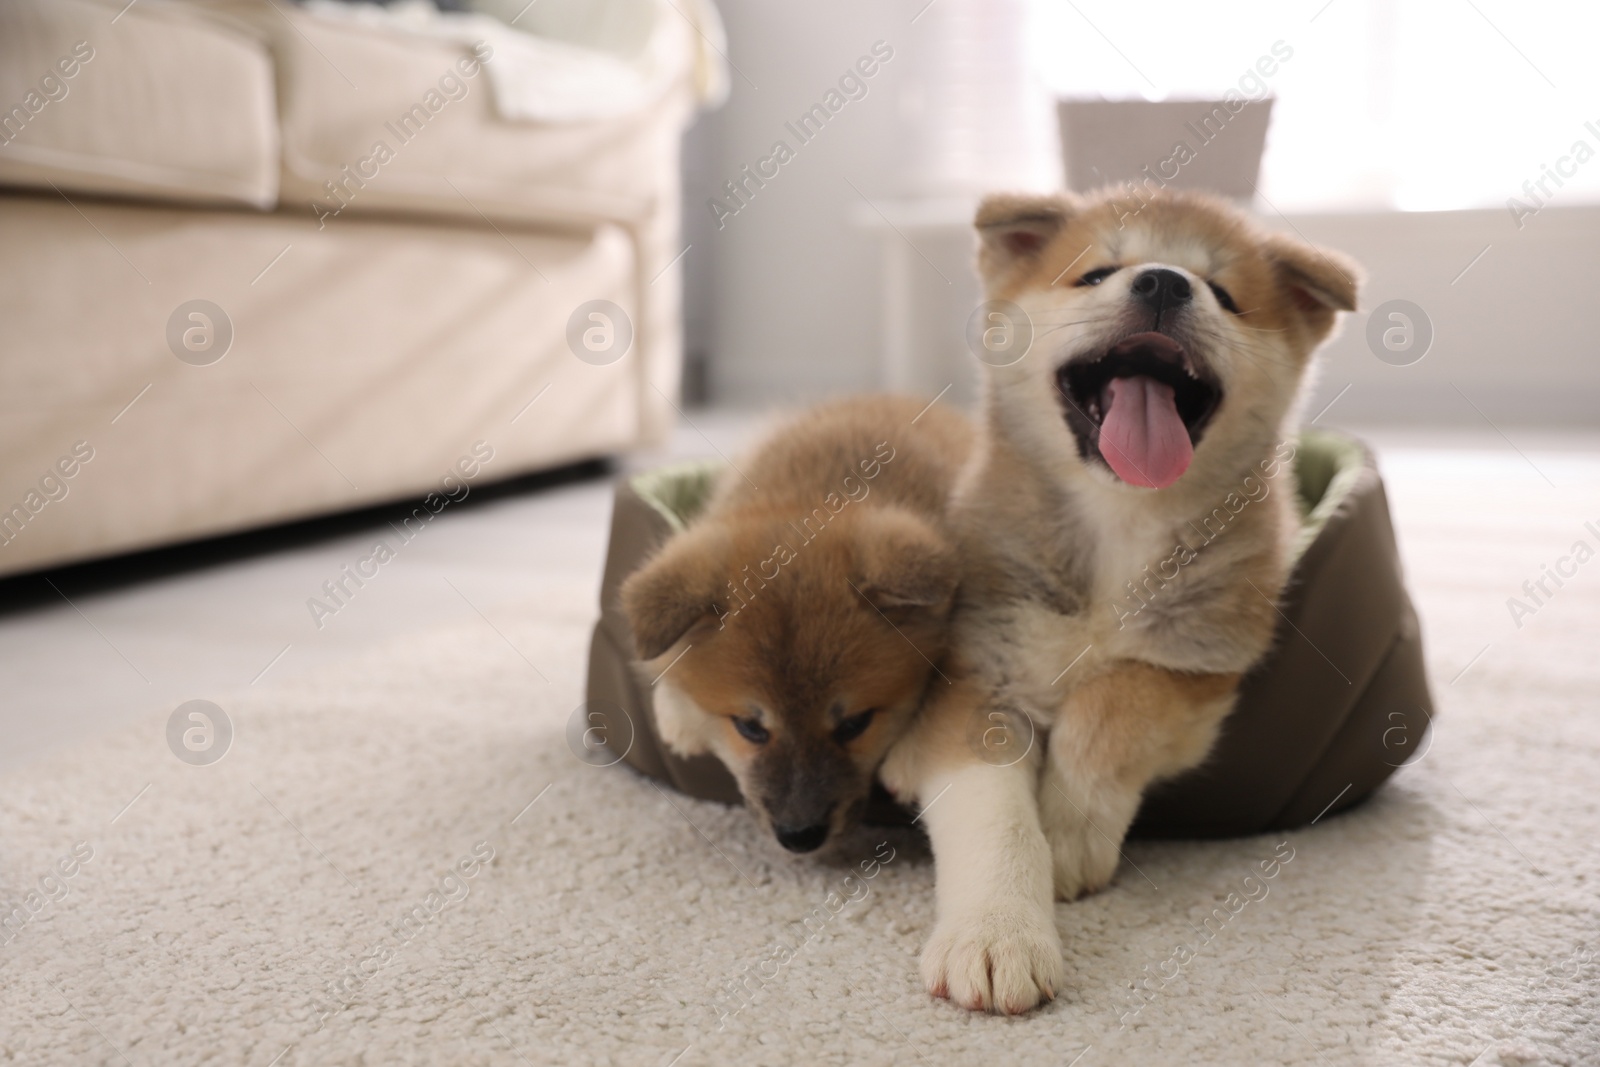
773 816 833 853
1130 267 1193 327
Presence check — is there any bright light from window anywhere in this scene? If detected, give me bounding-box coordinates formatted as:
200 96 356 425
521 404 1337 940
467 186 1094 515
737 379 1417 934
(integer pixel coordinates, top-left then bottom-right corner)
1027 0 1600 212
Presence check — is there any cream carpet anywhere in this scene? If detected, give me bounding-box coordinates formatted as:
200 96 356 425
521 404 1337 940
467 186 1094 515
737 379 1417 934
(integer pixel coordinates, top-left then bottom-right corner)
2 442 1597 1066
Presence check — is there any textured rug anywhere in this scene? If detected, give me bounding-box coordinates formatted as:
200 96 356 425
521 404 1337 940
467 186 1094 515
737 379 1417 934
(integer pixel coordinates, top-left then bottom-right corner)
2 443 1597 1066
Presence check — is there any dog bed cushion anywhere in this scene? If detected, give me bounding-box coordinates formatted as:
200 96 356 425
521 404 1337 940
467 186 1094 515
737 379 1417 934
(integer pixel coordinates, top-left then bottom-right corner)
585 429 1434 838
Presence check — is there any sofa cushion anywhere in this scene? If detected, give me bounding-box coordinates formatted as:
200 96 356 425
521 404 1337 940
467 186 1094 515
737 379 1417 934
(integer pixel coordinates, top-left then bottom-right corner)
0 0 279 209
227 0 695 230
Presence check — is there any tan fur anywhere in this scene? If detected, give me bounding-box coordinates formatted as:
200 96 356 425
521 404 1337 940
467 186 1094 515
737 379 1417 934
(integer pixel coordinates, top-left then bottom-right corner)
621 395 974 849
1037 663 1240 898
885 187 1362 1014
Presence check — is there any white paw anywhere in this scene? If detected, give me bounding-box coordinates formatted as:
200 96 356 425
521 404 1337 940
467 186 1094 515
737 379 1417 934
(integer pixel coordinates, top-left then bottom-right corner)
1040 789 1125 901
920 907 1064 1014
1045 818 1122 900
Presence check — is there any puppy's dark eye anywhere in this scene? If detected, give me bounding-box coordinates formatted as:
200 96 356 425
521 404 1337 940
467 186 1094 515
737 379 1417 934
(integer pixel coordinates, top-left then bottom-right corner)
1075 266 1120 287
1207 281 1241 314
732 716 769 744
832 709 876 744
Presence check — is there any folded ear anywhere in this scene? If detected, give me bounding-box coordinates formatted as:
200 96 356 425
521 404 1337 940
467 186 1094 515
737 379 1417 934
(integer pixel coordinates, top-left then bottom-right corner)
619 525 730 660
1264 232 1362 339
974 192 1078 287
851 507 958 616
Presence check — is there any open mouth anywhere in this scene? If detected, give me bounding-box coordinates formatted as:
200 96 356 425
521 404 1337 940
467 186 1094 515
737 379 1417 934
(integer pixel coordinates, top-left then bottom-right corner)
1056 331 1222 489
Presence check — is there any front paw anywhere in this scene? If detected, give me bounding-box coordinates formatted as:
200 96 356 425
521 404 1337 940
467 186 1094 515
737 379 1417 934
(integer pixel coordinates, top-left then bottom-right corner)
1040 788 1125 901
920 907 1064 1014
1045 817 1122 901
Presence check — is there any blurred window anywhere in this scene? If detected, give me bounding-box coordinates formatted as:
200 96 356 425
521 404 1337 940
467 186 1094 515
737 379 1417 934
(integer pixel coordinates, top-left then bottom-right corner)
1029 0 1600 211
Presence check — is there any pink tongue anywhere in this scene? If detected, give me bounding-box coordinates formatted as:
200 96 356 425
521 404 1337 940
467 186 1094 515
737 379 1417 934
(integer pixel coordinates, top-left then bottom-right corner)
1097 376 1193 488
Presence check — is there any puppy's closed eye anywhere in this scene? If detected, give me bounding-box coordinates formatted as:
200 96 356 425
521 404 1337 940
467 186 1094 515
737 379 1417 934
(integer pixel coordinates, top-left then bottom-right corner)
732 715 770 744
1207 280 1241 314
832 709 876 744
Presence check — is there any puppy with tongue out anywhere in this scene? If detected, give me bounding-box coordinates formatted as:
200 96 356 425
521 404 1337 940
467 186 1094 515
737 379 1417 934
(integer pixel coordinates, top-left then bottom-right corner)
877 188 1361 1016
1054 263 1227 492
1093 333 1199 488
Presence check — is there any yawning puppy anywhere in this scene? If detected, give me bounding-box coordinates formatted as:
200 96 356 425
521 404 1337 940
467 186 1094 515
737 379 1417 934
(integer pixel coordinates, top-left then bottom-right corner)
879 188 1361 1013
621 396 972 855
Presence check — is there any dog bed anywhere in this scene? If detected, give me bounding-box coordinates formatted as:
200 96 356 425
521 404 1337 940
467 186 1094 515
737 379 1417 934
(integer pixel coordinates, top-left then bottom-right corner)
583 429 1434 838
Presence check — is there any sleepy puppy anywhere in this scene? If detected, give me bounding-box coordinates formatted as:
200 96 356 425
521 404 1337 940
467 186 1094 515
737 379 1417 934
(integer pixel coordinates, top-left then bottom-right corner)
879 188 1361 1013
621 396 972 855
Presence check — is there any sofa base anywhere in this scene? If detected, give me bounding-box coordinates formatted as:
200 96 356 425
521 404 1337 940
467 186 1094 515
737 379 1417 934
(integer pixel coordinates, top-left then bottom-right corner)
0 193 649 577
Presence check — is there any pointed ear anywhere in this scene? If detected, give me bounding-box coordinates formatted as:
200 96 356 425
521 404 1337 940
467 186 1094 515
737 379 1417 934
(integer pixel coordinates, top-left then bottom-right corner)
852 507 958 616
974 192 1077 286
620 526 729 660
1264 232 1362 338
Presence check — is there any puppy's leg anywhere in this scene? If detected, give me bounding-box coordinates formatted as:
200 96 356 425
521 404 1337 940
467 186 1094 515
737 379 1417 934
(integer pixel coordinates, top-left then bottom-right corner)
1040 662 1238 900
881 682 1062 1014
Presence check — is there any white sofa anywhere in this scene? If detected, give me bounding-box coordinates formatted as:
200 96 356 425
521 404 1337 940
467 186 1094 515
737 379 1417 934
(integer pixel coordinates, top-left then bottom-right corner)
0 0 720 577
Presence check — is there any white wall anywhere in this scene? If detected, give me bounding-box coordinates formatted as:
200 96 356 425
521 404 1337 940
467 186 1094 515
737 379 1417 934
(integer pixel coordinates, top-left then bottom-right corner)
693 1 909 404
823 204 1600 427
687 3 1600 426
687 0 1052 406
1288 206 1600 426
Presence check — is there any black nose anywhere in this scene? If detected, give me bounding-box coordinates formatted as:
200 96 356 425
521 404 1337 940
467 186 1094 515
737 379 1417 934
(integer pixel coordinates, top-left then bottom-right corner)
773 822 830 853
1131 268 1192 314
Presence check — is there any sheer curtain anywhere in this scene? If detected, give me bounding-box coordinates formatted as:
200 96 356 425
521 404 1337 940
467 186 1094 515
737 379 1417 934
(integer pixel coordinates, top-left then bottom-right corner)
1027 0 1600 213
895 0 1061 196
